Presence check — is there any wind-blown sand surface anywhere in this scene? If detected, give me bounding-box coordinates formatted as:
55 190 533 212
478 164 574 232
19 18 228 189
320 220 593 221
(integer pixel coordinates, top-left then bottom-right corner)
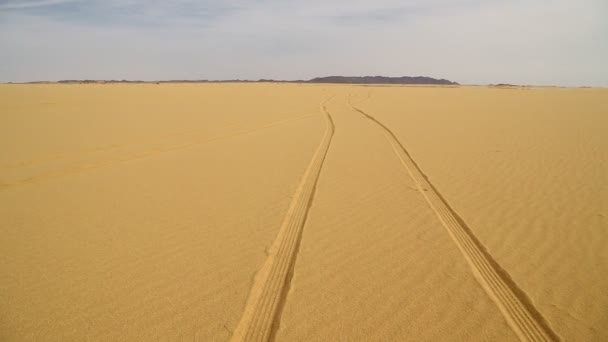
0 84 606 341
354 86 608 341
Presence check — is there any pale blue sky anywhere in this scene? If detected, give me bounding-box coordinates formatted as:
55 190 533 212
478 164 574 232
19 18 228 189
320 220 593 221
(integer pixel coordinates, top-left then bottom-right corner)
1 0 606 85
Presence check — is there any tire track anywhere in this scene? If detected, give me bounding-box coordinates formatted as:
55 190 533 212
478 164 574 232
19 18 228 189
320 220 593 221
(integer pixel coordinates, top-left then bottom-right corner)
348 97 559 342
0 114 316 190
230 98 335 342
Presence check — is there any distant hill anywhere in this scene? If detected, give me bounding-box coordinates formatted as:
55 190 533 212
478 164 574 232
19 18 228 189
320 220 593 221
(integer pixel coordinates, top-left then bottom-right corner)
307 76 458 85
26 75 458 85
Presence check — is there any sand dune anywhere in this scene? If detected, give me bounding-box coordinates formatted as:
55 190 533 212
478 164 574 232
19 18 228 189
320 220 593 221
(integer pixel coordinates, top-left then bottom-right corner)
1 84 606 341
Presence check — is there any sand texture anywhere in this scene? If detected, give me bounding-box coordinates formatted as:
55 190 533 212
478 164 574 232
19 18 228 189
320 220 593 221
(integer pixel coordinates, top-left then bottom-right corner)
1 84 606 341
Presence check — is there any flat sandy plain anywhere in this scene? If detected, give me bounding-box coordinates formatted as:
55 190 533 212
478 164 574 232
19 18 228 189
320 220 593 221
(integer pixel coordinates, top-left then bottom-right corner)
0 83 606 341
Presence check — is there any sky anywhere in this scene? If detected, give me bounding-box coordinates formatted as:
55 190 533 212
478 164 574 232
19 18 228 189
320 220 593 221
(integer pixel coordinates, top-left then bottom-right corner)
0 0 606 86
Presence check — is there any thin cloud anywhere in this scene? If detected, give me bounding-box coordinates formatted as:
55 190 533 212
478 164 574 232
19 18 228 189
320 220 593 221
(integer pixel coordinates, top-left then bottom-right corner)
0 0 75 10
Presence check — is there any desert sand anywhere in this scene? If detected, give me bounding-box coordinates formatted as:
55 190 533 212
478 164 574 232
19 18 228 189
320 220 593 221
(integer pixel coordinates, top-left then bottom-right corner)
1 83 606 341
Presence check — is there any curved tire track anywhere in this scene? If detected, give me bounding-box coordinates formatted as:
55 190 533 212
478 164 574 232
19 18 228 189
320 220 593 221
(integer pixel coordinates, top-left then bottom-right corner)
230 99 335 342
349 98 559 342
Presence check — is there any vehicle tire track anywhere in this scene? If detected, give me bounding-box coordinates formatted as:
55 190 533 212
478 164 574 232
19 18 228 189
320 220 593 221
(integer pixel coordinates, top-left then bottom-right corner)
230 98 335 342
348 97 559 342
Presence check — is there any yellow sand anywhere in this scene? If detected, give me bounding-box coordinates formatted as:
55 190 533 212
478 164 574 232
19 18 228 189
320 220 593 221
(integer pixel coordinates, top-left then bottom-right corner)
0 84 606 341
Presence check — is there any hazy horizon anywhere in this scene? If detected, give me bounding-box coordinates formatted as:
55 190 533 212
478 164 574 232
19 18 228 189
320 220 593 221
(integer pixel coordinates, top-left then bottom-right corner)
1 0 607 86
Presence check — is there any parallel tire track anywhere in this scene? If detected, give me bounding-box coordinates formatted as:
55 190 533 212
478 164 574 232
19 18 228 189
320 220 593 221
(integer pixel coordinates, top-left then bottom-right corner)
230 100 335 342
349 99 559 342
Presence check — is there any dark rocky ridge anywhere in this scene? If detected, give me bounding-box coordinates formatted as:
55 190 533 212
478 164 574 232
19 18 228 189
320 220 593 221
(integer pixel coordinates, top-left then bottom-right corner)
308 76 458 85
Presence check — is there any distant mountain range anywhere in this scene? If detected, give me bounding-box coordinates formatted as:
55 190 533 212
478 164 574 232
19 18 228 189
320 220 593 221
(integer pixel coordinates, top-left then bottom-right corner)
307 76 458 85
21 75 458 85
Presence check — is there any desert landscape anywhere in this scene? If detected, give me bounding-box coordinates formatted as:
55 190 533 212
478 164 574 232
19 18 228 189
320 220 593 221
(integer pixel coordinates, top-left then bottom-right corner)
1 83 606 341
